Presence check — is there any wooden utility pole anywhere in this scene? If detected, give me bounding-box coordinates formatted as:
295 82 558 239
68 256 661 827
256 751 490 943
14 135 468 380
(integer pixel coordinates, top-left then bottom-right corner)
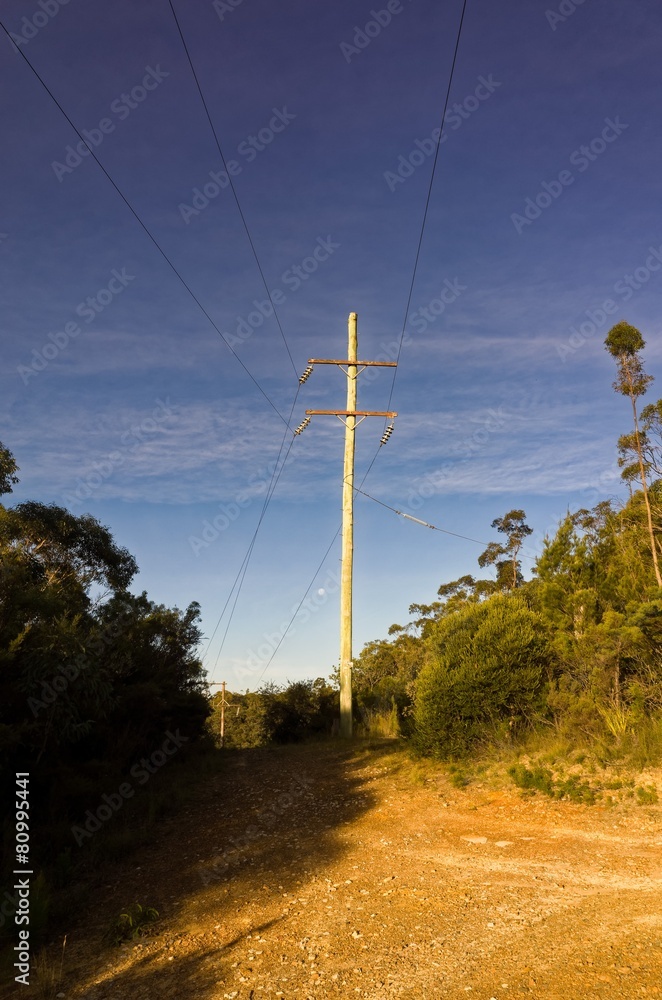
208 681 230 747
300 313 397 738
220 680 226 746
339 313 358 737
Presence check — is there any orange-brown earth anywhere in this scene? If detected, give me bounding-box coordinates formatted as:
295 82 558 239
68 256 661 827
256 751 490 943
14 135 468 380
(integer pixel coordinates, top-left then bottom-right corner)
20 742 662 998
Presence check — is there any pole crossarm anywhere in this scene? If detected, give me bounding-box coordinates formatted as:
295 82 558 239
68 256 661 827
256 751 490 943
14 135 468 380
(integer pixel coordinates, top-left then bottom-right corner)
305 409 398 417
308 359 397 367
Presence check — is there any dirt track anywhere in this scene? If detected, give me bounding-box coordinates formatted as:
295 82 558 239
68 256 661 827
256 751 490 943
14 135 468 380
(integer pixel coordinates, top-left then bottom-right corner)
40 742 662 998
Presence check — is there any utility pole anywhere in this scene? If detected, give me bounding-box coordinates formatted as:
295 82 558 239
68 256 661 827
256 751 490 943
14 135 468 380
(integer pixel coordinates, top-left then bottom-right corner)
297 313 397 738
208 680 231 747
340 314 358 738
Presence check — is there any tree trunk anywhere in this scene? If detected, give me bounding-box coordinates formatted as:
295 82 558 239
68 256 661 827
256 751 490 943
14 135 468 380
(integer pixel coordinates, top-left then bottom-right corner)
629 390 662 587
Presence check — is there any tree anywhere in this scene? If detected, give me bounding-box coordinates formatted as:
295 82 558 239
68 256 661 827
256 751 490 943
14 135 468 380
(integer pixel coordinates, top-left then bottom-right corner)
478 509 532 590
1 501 137 594
0 441 19 496
0 492 208 804
618 399 662 489
605 322 661 586
413 594 550 757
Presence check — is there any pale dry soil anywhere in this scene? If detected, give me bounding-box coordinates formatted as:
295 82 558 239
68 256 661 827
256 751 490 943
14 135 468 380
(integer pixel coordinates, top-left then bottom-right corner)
37 743 662 998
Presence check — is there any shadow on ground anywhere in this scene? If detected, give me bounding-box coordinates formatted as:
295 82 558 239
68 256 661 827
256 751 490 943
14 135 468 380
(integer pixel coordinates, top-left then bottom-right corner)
42 739 398 999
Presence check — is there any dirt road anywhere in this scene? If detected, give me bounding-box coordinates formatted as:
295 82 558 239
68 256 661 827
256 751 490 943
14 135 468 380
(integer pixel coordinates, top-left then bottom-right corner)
53 742 662 998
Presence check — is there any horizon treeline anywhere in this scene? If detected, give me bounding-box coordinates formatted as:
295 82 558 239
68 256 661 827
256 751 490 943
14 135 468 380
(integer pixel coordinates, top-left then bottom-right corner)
340 321 662 759
210 322 662 764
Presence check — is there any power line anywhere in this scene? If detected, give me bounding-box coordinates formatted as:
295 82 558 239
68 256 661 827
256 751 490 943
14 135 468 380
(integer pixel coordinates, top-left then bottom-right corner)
1 14 313 675
0 17 294 431
203 402 300 669
165 0 316 671
384 0 469 416
163 0 312 671
359 0 470 491
166 0 298 378
250 471 544 685
244 0 471 685
354 484 539 564
254 528 341 686
353 485 489 544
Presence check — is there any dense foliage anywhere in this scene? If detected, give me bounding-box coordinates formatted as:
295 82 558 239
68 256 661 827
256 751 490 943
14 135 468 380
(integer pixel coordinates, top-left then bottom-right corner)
0 452 210 899
350 323 662 760
414 595 549 756
207 678 338 748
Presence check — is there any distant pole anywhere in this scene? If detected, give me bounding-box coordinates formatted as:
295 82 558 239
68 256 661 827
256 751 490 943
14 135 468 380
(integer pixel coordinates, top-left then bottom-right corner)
339 313 358 738
209 681 229 746
220 680 226 747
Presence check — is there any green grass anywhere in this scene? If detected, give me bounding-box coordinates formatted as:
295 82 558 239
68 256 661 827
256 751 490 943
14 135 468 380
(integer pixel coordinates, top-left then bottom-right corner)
508 761 658 807
636 784 659 805
508 764 599 803
105 903 159 946
447 764 472 788
508 763 554 796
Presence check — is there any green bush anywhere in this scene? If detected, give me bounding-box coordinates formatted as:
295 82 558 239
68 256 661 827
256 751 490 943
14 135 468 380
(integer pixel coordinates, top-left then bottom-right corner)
210 678 338 748
509 763 600 804
413 595 550 757
636 784 658 805
508 763 554 795
106 903 159 945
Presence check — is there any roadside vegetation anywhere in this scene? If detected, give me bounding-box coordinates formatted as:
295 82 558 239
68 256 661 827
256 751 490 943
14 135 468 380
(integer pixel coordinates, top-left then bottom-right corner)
2 321 662 961
342 323 662 787
0 444 212 953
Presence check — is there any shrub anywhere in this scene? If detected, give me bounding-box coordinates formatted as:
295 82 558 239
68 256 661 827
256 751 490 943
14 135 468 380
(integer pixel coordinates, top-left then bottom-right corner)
636 784 658 805
413 595 550 757
509 763 554 795
106 903 159 945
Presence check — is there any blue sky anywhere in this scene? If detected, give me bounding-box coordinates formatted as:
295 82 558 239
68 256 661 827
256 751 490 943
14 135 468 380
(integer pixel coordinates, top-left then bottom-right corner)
2 0 661 690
